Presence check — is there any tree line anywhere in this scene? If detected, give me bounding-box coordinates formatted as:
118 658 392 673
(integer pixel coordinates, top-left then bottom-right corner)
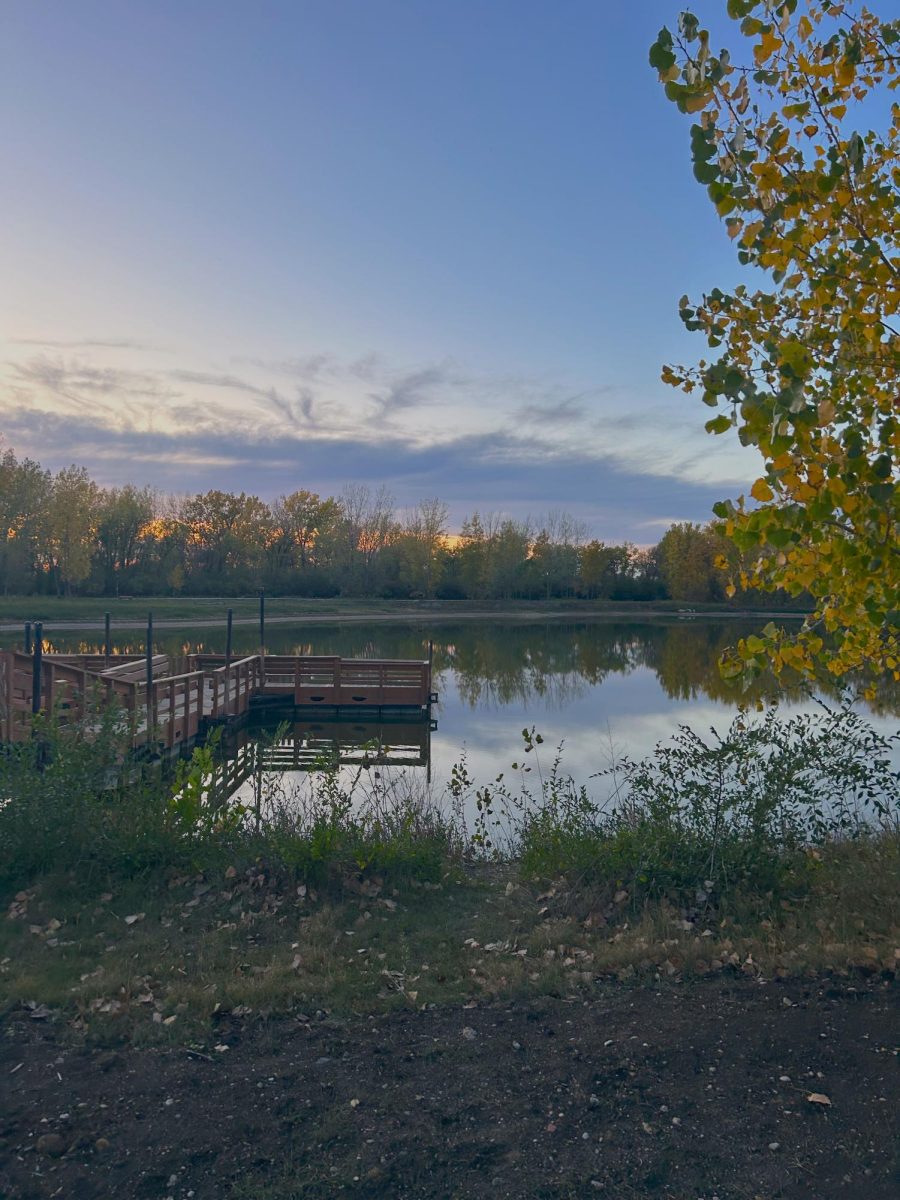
0 444 778 604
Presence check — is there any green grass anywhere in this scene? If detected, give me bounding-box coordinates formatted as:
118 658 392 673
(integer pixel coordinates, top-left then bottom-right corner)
0 594 807 626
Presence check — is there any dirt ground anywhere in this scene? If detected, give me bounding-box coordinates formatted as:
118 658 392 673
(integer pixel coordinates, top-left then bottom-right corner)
1 977 896 1200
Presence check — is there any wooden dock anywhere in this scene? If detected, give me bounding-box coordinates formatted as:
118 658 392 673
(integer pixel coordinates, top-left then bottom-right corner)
0 650 434 751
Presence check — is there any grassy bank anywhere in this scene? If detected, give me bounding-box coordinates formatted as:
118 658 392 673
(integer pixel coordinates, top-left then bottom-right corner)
2 839 898 1041
1 704 897 1037
0 594 808 629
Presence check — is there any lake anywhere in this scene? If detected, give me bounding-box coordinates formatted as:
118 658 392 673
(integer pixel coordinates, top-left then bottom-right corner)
6 616 897 806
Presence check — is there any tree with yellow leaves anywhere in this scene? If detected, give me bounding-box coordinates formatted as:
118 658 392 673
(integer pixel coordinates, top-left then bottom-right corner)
651 1 898 694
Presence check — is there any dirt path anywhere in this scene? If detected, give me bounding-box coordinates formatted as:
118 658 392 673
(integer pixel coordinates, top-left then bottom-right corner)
2 978 896 1199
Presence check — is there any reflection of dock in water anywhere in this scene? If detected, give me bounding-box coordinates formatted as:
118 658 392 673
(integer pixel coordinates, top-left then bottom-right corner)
212 714 434 800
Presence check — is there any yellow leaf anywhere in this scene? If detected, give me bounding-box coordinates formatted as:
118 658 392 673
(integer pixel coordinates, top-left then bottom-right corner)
836 59 855 87
754 31 781 65
751 479 774 503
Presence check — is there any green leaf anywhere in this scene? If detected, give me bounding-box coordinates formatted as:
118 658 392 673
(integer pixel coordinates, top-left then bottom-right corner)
649 33 677 73
705 414 733 434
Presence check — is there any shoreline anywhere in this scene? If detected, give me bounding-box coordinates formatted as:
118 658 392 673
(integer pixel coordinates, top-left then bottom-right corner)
0 606 810 634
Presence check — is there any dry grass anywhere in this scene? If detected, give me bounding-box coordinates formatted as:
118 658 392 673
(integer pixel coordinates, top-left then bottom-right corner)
2 834 897 1047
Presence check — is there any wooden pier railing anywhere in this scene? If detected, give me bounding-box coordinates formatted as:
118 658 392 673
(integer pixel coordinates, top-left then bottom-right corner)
2 650 434 748
190 654 434 710
294 657 432 707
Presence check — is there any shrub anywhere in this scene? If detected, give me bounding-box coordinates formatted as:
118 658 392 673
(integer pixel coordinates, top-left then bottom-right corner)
472 704 899 911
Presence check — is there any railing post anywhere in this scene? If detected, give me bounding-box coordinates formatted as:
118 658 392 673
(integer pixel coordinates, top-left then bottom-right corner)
104 611 112 667
258 591 265 680
31 623 43 714
24 621 32 655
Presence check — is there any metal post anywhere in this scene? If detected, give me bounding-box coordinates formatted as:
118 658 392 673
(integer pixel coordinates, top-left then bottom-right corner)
225 608 233 716
146 611 153 730
24 621 32 655
104 611 111 666
259 590 265 685
31 622 43 714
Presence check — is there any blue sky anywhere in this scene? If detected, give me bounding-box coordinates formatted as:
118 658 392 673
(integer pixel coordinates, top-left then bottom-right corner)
1 0 760 539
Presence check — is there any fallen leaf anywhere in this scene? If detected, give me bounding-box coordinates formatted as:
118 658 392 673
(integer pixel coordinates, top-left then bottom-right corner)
124 913 145 926
461 1026 478 1041
806 1092 832 1106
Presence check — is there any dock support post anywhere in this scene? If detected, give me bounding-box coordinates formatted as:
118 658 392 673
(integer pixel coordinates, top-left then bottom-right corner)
104 612 111 667
31 623 43 714
24 621 32 655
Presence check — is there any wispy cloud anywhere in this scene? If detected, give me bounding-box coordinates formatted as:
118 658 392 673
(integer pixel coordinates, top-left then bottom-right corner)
516 395 587 426
12 337 161 352
0 340 756 538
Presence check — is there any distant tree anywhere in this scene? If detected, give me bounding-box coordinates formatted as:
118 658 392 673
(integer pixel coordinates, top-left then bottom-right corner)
45 466 100 594
182 490 272 587
0 448 50 594
269 490 341 573
94 485 155 593
656 522 724 603
399 498 450 597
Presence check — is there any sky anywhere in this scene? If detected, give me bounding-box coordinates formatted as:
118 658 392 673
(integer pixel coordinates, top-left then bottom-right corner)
1 0 763 540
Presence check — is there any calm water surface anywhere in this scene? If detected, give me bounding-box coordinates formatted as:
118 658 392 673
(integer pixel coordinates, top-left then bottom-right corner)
9 618 897 802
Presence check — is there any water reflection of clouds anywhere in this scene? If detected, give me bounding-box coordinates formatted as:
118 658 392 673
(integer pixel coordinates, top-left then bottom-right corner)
432 666 900 810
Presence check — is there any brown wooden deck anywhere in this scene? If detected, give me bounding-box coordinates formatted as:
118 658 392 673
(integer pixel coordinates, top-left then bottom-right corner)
0 650 434 749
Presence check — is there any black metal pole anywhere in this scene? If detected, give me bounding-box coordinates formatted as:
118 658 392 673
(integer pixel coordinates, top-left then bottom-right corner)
24 621 32 655
104 611 111 666
146 611 153 726
31 622 43 714
224 607 234 716
259 590 265 653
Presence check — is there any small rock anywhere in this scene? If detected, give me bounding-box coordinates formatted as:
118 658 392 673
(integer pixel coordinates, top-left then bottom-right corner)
36 1133 66 1157
769 1142 780 1151
461 1026 477 1041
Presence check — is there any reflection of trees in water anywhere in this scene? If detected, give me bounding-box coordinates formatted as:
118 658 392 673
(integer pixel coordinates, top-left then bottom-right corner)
23 618 899 715
449 623 640 710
